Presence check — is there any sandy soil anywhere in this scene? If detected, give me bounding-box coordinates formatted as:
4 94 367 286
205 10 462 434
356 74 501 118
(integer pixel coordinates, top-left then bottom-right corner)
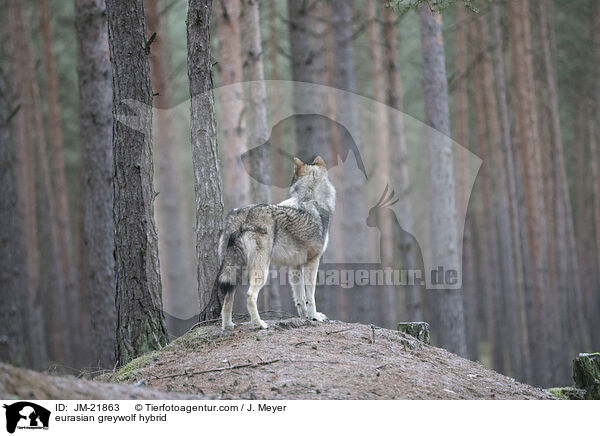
106 318 556 400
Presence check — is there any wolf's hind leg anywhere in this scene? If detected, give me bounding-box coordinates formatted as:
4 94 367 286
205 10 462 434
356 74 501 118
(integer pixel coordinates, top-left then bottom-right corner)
221 289 236 329
289 267 307 317
247 268 269 329
304 257 327 321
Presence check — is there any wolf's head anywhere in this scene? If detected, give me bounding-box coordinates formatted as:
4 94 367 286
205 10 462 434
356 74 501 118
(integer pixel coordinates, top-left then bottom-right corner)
289 156 336 212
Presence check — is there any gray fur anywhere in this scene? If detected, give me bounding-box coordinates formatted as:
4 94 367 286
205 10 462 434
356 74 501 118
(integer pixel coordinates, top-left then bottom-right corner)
216 157 336 329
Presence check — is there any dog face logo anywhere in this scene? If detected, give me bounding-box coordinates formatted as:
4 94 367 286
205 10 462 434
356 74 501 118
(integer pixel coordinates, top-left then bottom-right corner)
3 402 50 434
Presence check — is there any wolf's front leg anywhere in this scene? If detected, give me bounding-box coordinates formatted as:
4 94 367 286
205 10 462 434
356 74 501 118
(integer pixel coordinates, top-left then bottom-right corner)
303 257 327 322
289 267 307 317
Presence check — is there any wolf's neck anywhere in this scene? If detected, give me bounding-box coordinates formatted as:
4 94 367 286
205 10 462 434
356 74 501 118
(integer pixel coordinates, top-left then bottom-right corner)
288 181 335 213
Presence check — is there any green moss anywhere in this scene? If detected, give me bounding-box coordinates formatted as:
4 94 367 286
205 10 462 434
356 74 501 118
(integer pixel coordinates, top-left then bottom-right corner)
547 386 585 400
111 352 158 382
164 326 230 352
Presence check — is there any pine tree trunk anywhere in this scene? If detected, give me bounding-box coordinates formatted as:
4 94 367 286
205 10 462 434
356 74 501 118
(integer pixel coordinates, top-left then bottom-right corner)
418 4 466 357
480 12 531 379
537 0 585 383
592 1 600 350
588 117 600 350
508 0 552 386
479 10 516 377
106 0 168 365
382 7 422 323
574 99 593 349
4 0 47 369
40 0 76 320
267 0 284 195
75 0 116 369
188 0 225 322
470 19 504 372
241 0 281 312
530 7 561 376
287 0 331 163
145 0 197 336
11 0 69 364
330 0 371 323
34 71 68 365
491 0 531 382
453 3 477 361
367 0 394 328
217 0 248 211
0 68 28 366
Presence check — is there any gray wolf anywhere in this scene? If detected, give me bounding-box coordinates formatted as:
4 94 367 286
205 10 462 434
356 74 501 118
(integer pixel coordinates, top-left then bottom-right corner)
216 156 336 329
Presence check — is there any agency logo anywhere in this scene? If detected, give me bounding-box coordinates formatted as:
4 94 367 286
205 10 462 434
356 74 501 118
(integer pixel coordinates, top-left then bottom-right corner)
117 80 481 320
2 402 50 434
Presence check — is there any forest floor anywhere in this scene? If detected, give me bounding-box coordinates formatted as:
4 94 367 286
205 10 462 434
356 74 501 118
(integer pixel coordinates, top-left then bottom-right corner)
100 318 555 400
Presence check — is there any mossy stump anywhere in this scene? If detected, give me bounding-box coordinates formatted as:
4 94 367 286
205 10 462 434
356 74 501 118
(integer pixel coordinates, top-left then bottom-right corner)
573 352 600 400
397 322 430 344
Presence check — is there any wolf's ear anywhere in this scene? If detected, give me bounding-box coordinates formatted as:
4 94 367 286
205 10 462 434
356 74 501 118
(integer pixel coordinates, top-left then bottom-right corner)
312 156 326 169
293 157 305 175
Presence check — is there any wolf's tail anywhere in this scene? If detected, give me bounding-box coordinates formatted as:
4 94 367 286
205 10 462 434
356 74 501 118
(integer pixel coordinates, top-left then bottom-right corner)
200 211 250 321
199 220 247 321
215 226 246 299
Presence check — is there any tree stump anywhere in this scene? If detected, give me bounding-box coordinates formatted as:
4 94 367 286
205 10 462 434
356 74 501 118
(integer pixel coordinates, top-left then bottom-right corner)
397 322 430 344
573 352 600 399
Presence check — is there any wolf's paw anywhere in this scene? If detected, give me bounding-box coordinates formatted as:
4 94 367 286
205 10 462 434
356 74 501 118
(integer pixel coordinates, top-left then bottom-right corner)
310 312 328 322
253 319 268 329
222 321 236 330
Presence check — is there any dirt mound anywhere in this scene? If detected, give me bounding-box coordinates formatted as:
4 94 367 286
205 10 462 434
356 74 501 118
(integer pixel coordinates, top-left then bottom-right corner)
107 318 555 400
0 363 203 400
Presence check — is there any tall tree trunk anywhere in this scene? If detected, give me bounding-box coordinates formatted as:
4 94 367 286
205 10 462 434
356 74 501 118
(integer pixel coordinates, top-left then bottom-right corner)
588 115 600 350
591 1 600 350
145 0 197 336
508 0 552 387
241 0 271 205
287 0 331 164
75 0 115 368
470 19 504 373
574 98 593 349
480 11 530 378
267 0 284 196
40 0 76 321
382 6 422 323
418 4 466 357
490 0 531 383
241 0 281 312
4 0 47 369
453 3 477 361
217 0 248 211
106 0 168 366
367 0 394 328
9 0 69 364
531 0 564 385
34 78 68 364
537 0 585 383
330 0 371 323
188 0 225 322
0 67 28 366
